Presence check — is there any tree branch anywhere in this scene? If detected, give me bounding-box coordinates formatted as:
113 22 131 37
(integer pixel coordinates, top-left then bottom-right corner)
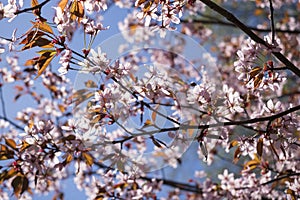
181 19 300 34
14 0 51 15
109 104 300 144
0 115 24 131
199 0 300 78
268 0 275 44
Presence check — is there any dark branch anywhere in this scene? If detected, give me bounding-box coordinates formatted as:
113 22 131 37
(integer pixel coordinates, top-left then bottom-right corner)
109 104 300 144
0 115 24 131
14 0 51 15
268 0 275 43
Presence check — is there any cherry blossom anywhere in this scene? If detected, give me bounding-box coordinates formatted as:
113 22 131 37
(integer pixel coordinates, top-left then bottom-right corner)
0 0 299 199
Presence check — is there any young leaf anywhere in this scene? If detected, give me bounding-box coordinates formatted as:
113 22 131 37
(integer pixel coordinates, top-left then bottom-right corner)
151 105 159 122
70 0 84 22
249 66 261 81
22 37 54 51
143 1 153 12
31 21 54 34
35 49 57 79
19 30 44 45
253 73 263 89
233 146 241 164
58 0 69 11
31 0 41 17
31 0 39 7
243 154 261 171
11 175 29 197
136 0 147 6
85 80 98 88
5 138 16 150
82 152 94 166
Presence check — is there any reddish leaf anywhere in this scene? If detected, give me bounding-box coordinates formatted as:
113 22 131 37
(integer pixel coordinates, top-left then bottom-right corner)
11 175 29 197
70 0 84 22
229 140 238 149
58 0 68 11
85 80 98 88
233 146 241 164
257 138 263 157
82 152 94 166
31 21 54 34
35 49 57 79
22 37 54 51
19 30 44 45
5 138 17 150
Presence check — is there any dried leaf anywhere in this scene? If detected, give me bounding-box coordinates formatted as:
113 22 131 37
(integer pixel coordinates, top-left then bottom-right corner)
151 105 159 122
0 168 17 183
5 138 16 150
20 141 31 152
229 140 239 149
257 138 263 157
31 0 39 7
254 8 264 16
233 146 241 163
143 1 153 12
144 119 152 126
249 66 261 81
0 145 14 160
253 73 263 89
58 104 65 113
19 30 44 45
31 21 54 34
35 49 57 79
70 0 84 22
85 80 98 88
151 136 162 148
58 0 68 11
11 175 29 197
65 153 73 164
136 0 147 6
243 154 261 170
22 37 54 51
82 152 94 166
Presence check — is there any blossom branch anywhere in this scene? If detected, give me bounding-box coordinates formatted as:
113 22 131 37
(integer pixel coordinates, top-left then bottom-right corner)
108 104 300 145
199 0 300 78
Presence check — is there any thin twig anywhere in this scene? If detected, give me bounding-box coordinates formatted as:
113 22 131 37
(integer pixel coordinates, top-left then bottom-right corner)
181 19 300 34
0 116 24 131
